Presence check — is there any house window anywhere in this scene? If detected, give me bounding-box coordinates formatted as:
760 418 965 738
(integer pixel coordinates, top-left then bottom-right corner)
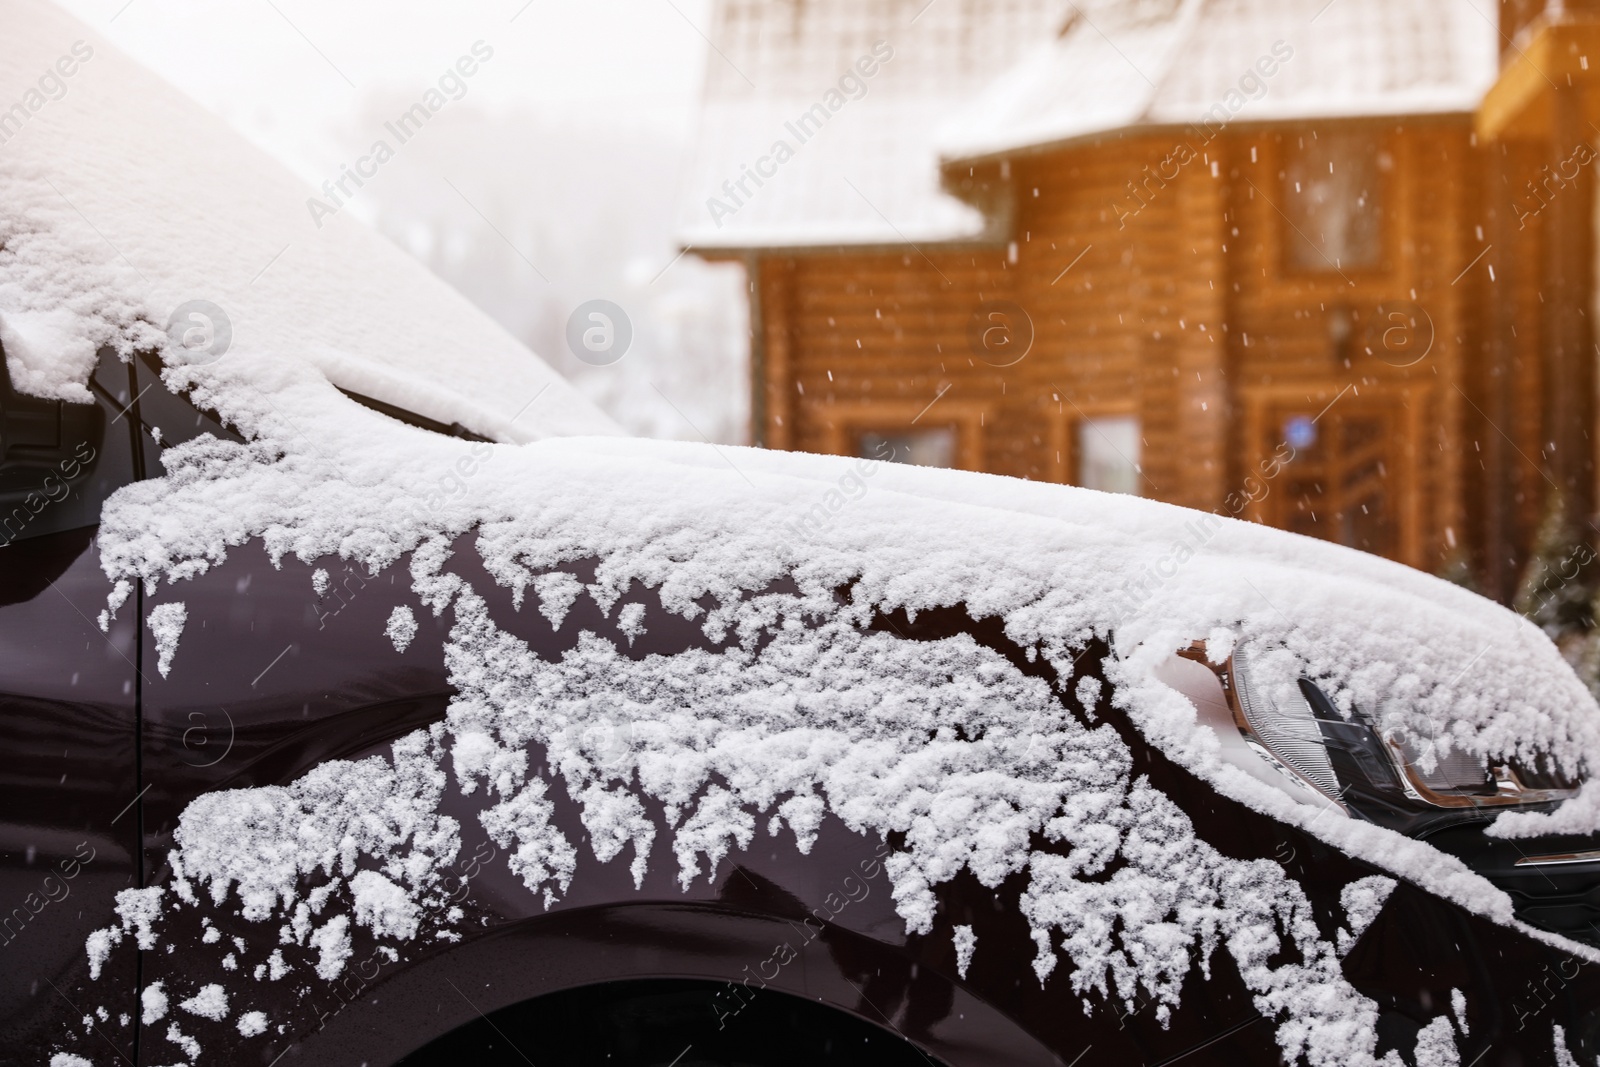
1282 131 1387 273
1076 416 1141 495
857 427 956 468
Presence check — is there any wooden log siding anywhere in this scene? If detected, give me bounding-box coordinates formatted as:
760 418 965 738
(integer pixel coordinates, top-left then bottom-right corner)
746 117 1549 575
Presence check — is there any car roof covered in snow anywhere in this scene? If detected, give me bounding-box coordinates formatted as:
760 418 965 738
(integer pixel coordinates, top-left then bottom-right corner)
0 0 618 443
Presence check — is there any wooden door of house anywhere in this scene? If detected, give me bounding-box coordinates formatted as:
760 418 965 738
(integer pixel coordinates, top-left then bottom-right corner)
1242 387 1420 566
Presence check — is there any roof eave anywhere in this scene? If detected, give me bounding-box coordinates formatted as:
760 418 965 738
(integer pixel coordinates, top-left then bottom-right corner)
682 231 1010 260
1477 17 1600 141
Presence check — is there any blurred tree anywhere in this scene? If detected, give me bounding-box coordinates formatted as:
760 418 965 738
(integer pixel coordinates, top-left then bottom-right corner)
1572 601 1600 701
1435 547 1485 597
1512 489 1600 641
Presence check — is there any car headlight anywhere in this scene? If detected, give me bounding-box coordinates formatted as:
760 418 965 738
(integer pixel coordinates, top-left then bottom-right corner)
1164 644 1585 834
1228 648 1342 804
1161 644 1599 948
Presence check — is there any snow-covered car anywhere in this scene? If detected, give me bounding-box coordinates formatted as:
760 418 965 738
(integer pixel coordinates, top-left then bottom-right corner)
3 4 1600 1067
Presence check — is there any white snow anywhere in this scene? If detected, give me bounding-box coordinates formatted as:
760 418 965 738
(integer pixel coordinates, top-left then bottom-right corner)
1413 1015 1460 1067
165 1021 200 1061
147 602 186 679
140 981 168 1025
85 926 119 980
114 886 163 950
308 915 352 981
1488 786 1600 840
952 924 976 979
236 1011 267 1038
617 602 646 645
677 1 1061 249
50 1055 92 1067
97 579 131 633
1555 1024 1581 1067
385 605 417 653
531 571 582 630
1336 875 1397 956
349 870 420 941
178 984 228 1022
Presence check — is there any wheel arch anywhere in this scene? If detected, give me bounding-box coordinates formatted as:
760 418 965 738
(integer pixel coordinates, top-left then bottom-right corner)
276 901 1065 1067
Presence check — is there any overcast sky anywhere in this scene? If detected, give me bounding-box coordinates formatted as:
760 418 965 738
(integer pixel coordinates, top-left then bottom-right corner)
55 0 715 180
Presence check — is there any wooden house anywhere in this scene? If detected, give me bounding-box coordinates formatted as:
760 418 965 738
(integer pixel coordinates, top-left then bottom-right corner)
680 0 1589 596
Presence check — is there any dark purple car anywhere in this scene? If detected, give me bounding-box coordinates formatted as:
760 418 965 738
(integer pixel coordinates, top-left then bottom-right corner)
3 341 1599 1067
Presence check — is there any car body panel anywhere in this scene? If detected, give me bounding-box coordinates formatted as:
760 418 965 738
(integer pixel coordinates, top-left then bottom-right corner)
127 551 1600 1065
0 528 141 1063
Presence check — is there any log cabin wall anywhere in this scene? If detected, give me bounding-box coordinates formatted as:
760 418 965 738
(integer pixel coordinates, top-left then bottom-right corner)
1214 119 1478 573
759 243 1017 471
750 117 1549 577
758 137 1178 486
1471 137 1559 598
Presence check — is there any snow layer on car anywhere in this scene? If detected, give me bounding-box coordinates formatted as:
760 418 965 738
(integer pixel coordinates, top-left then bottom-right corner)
4 5 1598 1067
27 252 1600 1064
71 396 1600 1067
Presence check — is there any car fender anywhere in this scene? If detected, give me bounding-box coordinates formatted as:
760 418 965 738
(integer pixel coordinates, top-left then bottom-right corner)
279 900 1072 1067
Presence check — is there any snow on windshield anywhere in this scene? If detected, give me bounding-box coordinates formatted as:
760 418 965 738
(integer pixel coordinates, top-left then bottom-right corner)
0 0 615 443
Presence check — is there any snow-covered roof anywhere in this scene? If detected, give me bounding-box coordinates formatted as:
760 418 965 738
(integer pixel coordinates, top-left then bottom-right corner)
0 0 618 443
939 0 1499 163
679 0 1499 249
676 0 1073 251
